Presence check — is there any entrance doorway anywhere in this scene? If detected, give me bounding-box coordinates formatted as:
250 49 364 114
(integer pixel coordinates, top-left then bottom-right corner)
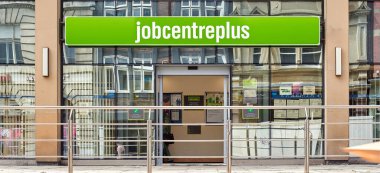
156 65 230 164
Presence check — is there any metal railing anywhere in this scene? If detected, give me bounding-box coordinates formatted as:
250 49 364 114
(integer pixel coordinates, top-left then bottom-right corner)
0 105 379 173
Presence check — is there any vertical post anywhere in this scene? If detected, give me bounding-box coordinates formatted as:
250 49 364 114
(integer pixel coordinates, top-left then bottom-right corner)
147 119 152 173
158 76 163 165
68 109 74 173
223 76 228 163
304 108 310 173
227 119 232 173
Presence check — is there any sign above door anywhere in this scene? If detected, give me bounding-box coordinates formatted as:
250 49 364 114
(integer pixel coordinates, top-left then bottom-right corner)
65 16 320 46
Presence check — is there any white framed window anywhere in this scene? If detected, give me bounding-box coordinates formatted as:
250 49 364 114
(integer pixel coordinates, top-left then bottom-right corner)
104 66 115 93
301 46 322 64
279 48 296 64
117 66 130 93
133 65 154 93
252 48 261 64
0 25 22 64
181 0 200 16
179 48 202 64
132 0 152 16
133 48 153 64
205 0 224 16
104 0 127 16
205 48 226 64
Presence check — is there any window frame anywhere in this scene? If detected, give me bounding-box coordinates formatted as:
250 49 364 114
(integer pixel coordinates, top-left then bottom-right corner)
181 0 201 16
205 0 224 16
104 66 116 93
104 0 128 16
132 0 152 16
116 66 130 93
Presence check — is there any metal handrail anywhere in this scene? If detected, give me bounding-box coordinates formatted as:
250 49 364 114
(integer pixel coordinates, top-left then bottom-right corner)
0 105 379 173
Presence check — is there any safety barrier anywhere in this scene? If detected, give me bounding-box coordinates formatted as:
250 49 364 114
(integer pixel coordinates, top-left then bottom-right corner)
0 105 379 173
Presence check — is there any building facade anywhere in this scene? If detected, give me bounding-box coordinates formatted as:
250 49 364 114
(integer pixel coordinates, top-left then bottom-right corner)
0 0 377 165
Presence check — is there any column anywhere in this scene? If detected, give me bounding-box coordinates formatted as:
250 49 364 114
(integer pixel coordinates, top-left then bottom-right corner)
324 0 349 160
34 0 61 163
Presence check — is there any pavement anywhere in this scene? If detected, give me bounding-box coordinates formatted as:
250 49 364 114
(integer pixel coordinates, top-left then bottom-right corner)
0 165 379 173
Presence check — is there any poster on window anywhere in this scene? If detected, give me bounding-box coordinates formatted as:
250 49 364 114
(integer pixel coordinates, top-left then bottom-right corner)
242 77 257 89
292 83 302 95
206 92 224 123
184 95 204 106
171 94 182 106
279 86 292 95
303 86 316 95
242 109 259 119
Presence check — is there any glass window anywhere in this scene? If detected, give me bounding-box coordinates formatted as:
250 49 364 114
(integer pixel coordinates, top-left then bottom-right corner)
179 48 202 64
0 25 23 64
104 0 127 16
279 48 296 64
105 67 115 92
132 0 152 16
205 0 224 16
301 46 322 64
181 0 201 16
133 48 153 64
117 66 129 93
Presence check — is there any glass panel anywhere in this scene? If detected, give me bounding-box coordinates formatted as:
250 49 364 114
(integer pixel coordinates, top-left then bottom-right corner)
117 68 129 92
206 9 215 16
206 0 215 7
302 47 321 64
143 0 151 5
253 48 261 64
133 0 141 5
116 48 130 64
133 7 141 16
15 42 23 64
106 67 115 91
7 43 13 63
105 9 116 16
191 0 200 6
192 9 200 16
182 9 190 16
182 0 190 6
105 0 115 7
103 48 115 64
134 69 142 91
279 48 296 64
0 43 6 63
117 0 127 6
116 9 127 16
144 71 153 91
143 8 151 16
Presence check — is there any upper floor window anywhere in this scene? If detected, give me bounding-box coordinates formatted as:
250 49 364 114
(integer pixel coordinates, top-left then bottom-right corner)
133 0 152 16
276 47 322 65
0 25 23 64
279 48 296 64
104 0 127 16
205 0 224 16
179 48 202 64
301 47 322 64
181 0 200 16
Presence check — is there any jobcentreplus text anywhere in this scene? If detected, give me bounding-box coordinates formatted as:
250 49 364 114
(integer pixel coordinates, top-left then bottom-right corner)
134 21 250 43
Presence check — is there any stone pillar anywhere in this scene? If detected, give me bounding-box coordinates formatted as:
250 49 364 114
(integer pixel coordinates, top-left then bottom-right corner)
324 0 349 160
34 0 61 163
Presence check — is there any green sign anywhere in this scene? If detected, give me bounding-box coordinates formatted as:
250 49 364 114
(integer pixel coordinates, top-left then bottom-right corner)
65 16 320 46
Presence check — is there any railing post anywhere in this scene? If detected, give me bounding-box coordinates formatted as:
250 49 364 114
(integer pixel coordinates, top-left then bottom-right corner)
304 108 310 173
227 119 232 173
68 109 74 173
147 119 152 173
